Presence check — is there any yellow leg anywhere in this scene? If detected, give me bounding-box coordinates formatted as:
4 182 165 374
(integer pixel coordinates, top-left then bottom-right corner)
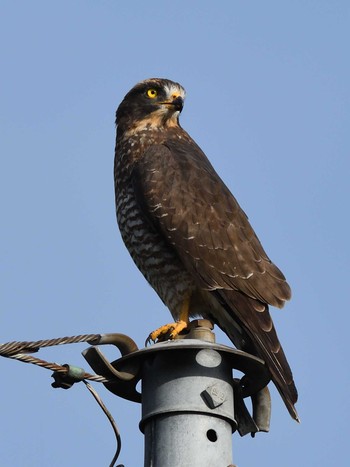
147 297 191 344
178 296 190 322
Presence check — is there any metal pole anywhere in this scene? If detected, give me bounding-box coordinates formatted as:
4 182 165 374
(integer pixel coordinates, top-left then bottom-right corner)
141 340 235 466
83 321 271 467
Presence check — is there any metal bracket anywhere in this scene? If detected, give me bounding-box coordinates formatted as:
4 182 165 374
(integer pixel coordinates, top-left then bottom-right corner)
82 324 271 436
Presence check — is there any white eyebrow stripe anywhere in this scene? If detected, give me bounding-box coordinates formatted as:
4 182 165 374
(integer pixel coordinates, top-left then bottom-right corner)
164 83 186 99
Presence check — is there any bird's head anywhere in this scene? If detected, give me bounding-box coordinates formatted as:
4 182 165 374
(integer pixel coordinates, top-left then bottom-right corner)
116 78 186 134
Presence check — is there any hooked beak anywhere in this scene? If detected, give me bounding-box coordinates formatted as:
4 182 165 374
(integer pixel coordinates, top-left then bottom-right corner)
160 96 184 112
171 96 184 112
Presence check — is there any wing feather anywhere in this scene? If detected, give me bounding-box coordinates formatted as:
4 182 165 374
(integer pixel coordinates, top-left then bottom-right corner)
133 138 291 307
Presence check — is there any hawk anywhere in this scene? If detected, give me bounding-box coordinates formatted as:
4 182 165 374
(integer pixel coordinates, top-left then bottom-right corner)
114 78 298 421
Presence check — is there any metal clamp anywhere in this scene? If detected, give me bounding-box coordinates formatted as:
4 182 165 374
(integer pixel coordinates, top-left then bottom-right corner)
51 364 86 389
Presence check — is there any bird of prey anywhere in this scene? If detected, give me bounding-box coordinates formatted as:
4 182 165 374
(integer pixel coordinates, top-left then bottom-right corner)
114 78 298 421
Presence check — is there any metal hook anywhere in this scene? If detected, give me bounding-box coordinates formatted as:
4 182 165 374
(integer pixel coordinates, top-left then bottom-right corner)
82 333 142 402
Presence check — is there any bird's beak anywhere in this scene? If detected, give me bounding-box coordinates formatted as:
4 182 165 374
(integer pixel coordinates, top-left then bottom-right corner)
170 96 184 112
160 95 184 112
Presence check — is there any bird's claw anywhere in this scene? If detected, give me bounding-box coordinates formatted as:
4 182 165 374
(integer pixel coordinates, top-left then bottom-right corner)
145 334 155 347
145 321 188 347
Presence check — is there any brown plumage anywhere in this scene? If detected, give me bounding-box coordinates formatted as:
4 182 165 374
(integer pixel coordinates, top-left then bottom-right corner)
114 78 298 421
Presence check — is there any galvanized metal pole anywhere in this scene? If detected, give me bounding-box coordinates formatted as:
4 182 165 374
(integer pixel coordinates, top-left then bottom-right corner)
83 321 271 467
141 340 235 466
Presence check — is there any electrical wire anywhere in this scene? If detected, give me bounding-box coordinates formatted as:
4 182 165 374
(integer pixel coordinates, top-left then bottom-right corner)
84 380 122 467
0 333 124 466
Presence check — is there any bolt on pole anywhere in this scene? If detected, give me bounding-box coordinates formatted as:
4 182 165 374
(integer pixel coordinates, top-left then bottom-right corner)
83 320 271 467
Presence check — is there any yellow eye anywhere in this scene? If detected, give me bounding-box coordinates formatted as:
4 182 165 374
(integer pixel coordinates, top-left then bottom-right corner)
147 88 158 99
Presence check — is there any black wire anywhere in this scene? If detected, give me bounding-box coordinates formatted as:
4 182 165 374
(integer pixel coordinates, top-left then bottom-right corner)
83 380 122 467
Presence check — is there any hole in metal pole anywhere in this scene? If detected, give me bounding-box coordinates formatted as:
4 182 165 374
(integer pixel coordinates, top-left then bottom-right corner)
206 429 218 442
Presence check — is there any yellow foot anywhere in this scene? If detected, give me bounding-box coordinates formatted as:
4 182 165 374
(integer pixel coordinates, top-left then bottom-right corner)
146 320 188 345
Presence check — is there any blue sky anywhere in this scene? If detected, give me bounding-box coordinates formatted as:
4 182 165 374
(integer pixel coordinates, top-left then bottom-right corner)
1 1 349 465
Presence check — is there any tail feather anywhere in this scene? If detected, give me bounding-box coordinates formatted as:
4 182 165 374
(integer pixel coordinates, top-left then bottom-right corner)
211 289 299 421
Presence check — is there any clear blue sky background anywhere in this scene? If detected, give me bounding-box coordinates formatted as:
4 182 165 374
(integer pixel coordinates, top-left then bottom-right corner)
1 1 349 466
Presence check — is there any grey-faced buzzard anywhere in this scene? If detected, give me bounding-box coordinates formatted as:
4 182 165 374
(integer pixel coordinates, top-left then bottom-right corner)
114 78 298 421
